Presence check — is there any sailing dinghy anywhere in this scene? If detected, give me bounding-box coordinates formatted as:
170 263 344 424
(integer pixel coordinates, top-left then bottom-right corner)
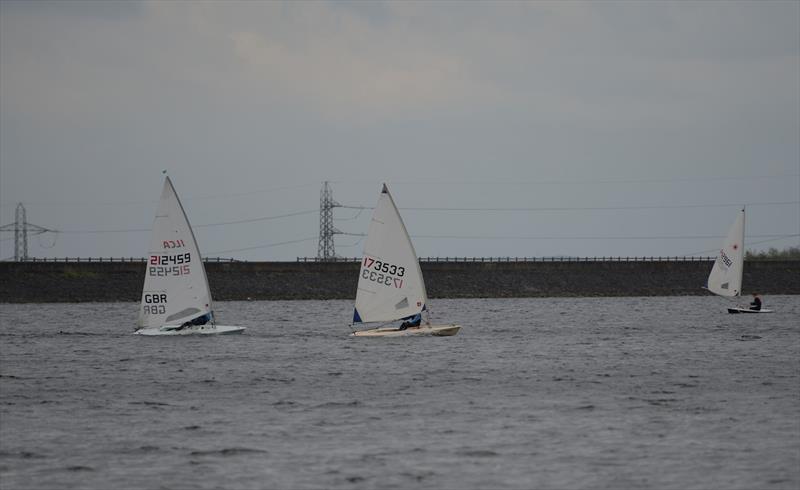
350 184 460 337
134 176 246 336
705 208 772 314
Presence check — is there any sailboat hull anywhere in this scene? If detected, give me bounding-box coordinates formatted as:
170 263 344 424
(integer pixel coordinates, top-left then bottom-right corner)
351 324 461 337
133 325 246 336
727 308 773 314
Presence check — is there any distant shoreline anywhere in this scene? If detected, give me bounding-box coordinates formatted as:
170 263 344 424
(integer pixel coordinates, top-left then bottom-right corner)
2 260 798 303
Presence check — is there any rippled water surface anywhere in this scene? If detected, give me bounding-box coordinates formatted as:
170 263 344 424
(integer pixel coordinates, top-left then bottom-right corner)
1 296 799 489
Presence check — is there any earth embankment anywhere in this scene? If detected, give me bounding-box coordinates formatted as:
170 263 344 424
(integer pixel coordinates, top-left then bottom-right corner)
1 259 797 302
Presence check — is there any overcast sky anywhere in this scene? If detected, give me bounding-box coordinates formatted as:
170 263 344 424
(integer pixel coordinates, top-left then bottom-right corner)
1 0 798 261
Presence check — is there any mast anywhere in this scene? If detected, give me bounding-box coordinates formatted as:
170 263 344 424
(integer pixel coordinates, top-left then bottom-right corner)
737 206 745 297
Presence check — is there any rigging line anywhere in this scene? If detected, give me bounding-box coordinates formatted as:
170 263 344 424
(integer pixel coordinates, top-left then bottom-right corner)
206 236 318 255
410 233 800 240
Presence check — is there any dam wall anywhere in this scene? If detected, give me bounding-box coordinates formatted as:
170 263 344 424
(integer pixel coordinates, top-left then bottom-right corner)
1 259 798 303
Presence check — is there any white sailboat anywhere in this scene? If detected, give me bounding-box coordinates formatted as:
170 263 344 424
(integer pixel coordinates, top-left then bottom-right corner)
134 176 246 335
705 207 772 314
350 184 460 337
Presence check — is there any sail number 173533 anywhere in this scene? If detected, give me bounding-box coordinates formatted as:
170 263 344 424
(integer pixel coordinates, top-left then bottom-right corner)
361 256 405 288
362 257 404 276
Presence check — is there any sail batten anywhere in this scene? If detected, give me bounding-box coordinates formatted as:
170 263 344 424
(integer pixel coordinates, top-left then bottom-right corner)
354 184 427 324
707 208 745 297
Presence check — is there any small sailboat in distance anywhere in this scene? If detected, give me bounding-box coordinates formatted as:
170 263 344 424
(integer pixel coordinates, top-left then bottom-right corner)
134 176 246 335
350 184 460 337
705 207 772 314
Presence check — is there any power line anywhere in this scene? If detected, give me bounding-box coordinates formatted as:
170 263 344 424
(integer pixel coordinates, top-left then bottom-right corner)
338 200 800 212
683 235 800 257
746 236 800 246
25 200 799 234
56 210 318 234
401 201 800 212
57 227 151 234
194 210 317 228
330 173 800 187
0 183 319 207
409 233 800 241
207 237 318 255
184 183 318 201
336 237 365 248
334 208 365 221
5 173 797 208
336 200 799 213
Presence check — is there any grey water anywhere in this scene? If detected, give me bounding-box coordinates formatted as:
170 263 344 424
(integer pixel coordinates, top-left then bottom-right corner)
1 296 798 490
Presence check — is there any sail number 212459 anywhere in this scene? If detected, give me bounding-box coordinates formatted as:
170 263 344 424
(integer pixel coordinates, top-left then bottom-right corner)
149 253 191 276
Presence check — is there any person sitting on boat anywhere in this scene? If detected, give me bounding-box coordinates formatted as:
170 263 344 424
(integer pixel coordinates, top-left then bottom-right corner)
176 312 213 331
399 313 422 330
749 293 762 311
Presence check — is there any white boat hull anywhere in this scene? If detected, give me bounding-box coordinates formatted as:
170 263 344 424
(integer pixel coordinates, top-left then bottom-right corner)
727 308 773 314
351 324 461 337
133 324 246 336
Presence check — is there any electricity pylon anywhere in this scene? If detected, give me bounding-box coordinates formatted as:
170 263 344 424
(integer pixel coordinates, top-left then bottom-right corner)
317 181 341 260
0 203 54 261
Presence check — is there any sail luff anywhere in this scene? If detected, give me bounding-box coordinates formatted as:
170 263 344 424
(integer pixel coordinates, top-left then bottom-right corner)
382 185 428 307
165 176 214 314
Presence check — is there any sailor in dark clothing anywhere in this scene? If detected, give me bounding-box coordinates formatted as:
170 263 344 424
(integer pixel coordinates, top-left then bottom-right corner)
176 312 213 331
398 313 422 330
749 293 762 311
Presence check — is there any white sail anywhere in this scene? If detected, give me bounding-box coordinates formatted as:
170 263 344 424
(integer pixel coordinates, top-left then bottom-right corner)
353 184 427 324
137 177 213 329
707 208 745 297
